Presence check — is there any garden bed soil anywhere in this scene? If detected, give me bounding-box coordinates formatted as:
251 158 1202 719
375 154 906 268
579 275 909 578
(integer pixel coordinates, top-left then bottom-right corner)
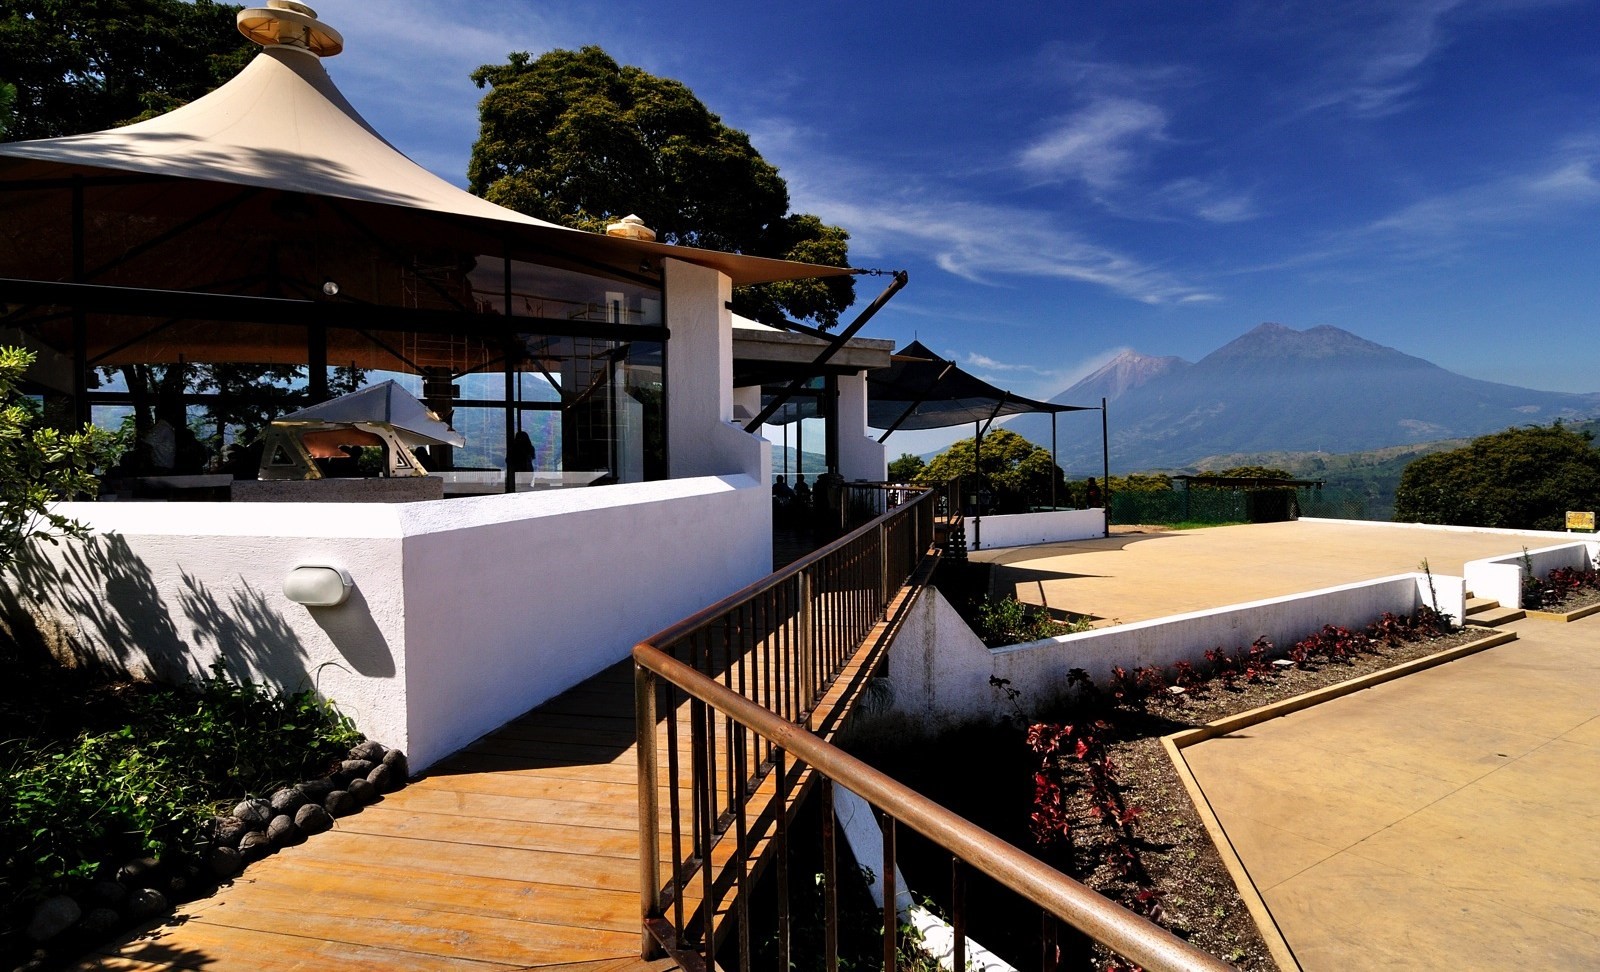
848 625 1491 971
1527 585 1600 616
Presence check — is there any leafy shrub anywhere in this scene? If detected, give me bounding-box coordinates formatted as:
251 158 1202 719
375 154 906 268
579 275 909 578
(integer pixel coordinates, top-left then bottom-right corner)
0 665 362 929
972 595 1090 647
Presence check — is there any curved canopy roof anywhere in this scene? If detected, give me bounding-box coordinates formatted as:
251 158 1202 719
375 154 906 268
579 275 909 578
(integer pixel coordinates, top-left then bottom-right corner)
0 7 854 288
867 340 1093 434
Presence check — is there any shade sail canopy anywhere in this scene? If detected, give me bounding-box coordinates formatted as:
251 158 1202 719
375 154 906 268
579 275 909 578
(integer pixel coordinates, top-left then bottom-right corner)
867 341 1092 433
0 27 854 288
274 379 465 449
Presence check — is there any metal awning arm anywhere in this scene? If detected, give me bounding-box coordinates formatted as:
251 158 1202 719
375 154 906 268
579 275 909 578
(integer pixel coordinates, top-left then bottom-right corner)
744 270 907 432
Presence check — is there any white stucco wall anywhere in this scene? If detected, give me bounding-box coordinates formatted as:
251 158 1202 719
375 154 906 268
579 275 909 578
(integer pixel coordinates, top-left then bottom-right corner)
965 508 1105 550
1463 541 1598 609
11 476 771 770
879 572 1466 732
837 371 886 483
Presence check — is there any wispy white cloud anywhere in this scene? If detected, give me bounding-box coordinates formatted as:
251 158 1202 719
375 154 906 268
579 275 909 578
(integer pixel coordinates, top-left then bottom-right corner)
757 119 1220 305
1367 140 1600 241
1018 98 1168 191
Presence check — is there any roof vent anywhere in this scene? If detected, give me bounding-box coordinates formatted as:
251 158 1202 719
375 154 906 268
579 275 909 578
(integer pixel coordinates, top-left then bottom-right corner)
238 1 344 57
605 214 656 242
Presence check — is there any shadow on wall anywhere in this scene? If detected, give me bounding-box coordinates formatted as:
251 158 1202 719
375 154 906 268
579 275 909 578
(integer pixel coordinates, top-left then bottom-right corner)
0 532 384 693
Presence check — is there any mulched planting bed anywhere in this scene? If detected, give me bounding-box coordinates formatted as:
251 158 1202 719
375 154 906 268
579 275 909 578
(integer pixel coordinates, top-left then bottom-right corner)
849 620 1493 971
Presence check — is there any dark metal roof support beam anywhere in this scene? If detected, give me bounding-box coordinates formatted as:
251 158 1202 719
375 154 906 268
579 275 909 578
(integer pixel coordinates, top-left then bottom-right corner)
744 270 907 432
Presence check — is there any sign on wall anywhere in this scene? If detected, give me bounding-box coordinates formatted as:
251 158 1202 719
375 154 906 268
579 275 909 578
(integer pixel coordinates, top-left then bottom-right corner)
1567 511 1596 532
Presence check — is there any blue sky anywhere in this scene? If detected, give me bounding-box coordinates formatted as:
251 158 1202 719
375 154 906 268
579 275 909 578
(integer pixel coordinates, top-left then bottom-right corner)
308 1 1599 453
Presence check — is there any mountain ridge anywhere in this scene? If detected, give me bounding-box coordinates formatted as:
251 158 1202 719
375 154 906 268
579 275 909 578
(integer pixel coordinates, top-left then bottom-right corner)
1007 323 1600 471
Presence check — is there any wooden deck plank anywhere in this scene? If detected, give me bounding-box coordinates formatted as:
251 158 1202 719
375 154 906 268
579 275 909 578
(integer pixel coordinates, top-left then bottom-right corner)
71 553 930 971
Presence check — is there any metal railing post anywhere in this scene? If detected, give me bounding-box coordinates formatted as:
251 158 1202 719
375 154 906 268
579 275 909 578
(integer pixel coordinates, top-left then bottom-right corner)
798 570 815 728
634 663 662 958
878 522 890 610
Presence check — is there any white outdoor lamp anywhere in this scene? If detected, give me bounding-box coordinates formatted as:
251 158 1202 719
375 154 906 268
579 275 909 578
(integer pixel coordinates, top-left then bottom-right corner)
283 564 352 607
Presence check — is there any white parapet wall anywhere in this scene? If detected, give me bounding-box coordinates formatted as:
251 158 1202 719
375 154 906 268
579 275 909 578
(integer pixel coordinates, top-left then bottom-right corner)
6 475 771 770
966 508 1104 551
879 572 1465 732
1463 540 1599 610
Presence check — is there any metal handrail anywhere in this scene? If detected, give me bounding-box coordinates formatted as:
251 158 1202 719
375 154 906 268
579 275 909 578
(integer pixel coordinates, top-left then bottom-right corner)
635 647 1234 972
633 479 1231 971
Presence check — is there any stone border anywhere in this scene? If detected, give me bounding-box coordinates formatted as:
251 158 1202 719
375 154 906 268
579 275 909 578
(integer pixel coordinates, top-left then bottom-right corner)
1160 628 1518 972
1524 601 1600 623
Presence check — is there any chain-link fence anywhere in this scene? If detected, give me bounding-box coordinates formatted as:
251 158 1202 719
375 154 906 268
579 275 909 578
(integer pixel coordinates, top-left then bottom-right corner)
1297 487 1370 520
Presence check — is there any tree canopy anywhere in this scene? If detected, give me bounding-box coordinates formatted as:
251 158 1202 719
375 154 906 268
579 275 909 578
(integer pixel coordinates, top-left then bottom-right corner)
0 0 250 141
1394 422 1600 531
887 452 926 483
468 46 856 328
919 429 1064 512
0 348 107 575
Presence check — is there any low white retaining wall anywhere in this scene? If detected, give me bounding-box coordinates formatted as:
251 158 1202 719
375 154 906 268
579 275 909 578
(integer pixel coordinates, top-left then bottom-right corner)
6 475 771 770
879 572 1465 732
1463 541 1598 609
966 508 1104 550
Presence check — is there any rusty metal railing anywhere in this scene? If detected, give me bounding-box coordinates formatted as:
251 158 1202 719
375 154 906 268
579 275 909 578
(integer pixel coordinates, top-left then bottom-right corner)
633 481 1230 971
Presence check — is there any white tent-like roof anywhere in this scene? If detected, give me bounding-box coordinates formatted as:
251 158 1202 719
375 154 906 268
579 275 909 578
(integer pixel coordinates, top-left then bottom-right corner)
274 379 465 449
0 1 854 288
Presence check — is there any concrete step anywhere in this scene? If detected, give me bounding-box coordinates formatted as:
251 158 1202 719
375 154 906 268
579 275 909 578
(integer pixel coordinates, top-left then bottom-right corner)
1466 605 1526 627
1465 596 1500 616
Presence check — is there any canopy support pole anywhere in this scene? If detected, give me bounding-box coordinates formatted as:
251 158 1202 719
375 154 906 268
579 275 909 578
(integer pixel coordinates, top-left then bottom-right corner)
970 393 1007 551
1051 411 1058 511
71 177 87 427
503 250 517 496
745 270 907 432
1102 397 1110 537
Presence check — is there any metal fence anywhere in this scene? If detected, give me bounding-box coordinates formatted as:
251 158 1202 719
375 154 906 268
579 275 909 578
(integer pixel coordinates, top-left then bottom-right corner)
633 481 1231 972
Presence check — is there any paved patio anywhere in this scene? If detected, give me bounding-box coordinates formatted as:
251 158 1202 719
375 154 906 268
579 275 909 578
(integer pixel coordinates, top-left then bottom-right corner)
976 519 1561 624
975 519 1599 969
1182 616 1600 970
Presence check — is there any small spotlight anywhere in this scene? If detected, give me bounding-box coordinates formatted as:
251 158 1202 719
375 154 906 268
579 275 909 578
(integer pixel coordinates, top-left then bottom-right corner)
321 279 341 297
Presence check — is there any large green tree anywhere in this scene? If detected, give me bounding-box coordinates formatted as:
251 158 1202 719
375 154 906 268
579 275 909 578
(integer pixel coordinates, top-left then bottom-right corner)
1394 422 1600 530
468 46 856 328
920 428 1064 512
0 0 250 142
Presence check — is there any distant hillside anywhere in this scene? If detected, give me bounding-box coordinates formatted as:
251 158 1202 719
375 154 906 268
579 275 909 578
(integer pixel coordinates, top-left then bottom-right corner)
1009 323 1600 471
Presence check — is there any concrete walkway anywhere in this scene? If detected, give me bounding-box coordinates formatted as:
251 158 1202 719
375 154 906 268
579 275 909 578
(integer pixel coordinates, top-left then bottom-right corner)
1181 615 1600 970
973 520 1600 968
976 520 1564 624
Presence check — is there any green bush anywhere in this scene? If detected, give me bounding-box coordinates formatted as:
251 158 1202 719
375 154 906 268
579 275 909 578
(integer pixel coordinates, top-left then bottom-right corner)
0 665 362 927
973 595 1090 647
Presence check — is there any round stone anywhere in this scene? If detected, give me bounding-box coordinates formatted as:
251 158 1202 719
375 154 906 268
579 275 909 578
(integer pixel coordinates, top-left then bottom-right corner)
125 887 169 921
269 787 307 815
211 816 248 849
295 803 333 835
347 777 378 805
350 740 386 762
238 831 273 860
296 778 335 800
338 758 374 780
116 856 160 888
324 790 358 817
366 763 399 793
380 748 408 779
233 799 272 829
89 880 127 907
26 895 81 942
208 846 243 879
76 906 121 938
267 814 304 848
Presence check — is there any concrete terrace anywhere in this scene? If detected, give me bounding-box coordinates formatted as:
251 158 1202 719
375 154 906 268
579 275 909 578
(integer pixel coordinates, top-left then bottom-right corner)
977 518 1600 969
977 519 1556 625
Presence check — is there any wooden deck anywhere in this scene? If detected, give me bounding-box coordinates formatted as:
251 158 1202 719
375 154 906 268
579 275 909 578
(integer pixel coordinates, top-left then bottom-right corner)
74 572 919 971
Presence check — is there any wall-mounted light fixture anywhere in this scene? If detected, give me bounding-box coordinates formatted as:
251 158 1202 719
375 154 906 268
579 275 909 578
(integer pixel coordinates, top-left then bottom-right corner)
283 564 352 607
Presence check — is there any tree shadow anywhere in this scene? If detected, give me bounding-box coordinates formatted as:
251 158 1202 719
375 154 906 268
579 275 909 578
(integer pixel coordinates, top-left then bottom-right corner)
2 532 326 693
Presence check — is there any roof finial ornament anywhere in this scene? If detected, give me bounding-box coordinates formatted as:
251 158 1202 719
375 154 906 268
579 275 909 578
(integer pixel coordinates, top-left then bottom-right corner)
237 1 344 57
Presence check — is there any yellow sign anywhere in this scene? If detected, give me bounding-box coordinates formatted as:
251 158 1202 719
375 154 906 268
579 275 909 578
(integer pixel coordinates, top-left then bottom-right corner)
1568 511 1596 531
